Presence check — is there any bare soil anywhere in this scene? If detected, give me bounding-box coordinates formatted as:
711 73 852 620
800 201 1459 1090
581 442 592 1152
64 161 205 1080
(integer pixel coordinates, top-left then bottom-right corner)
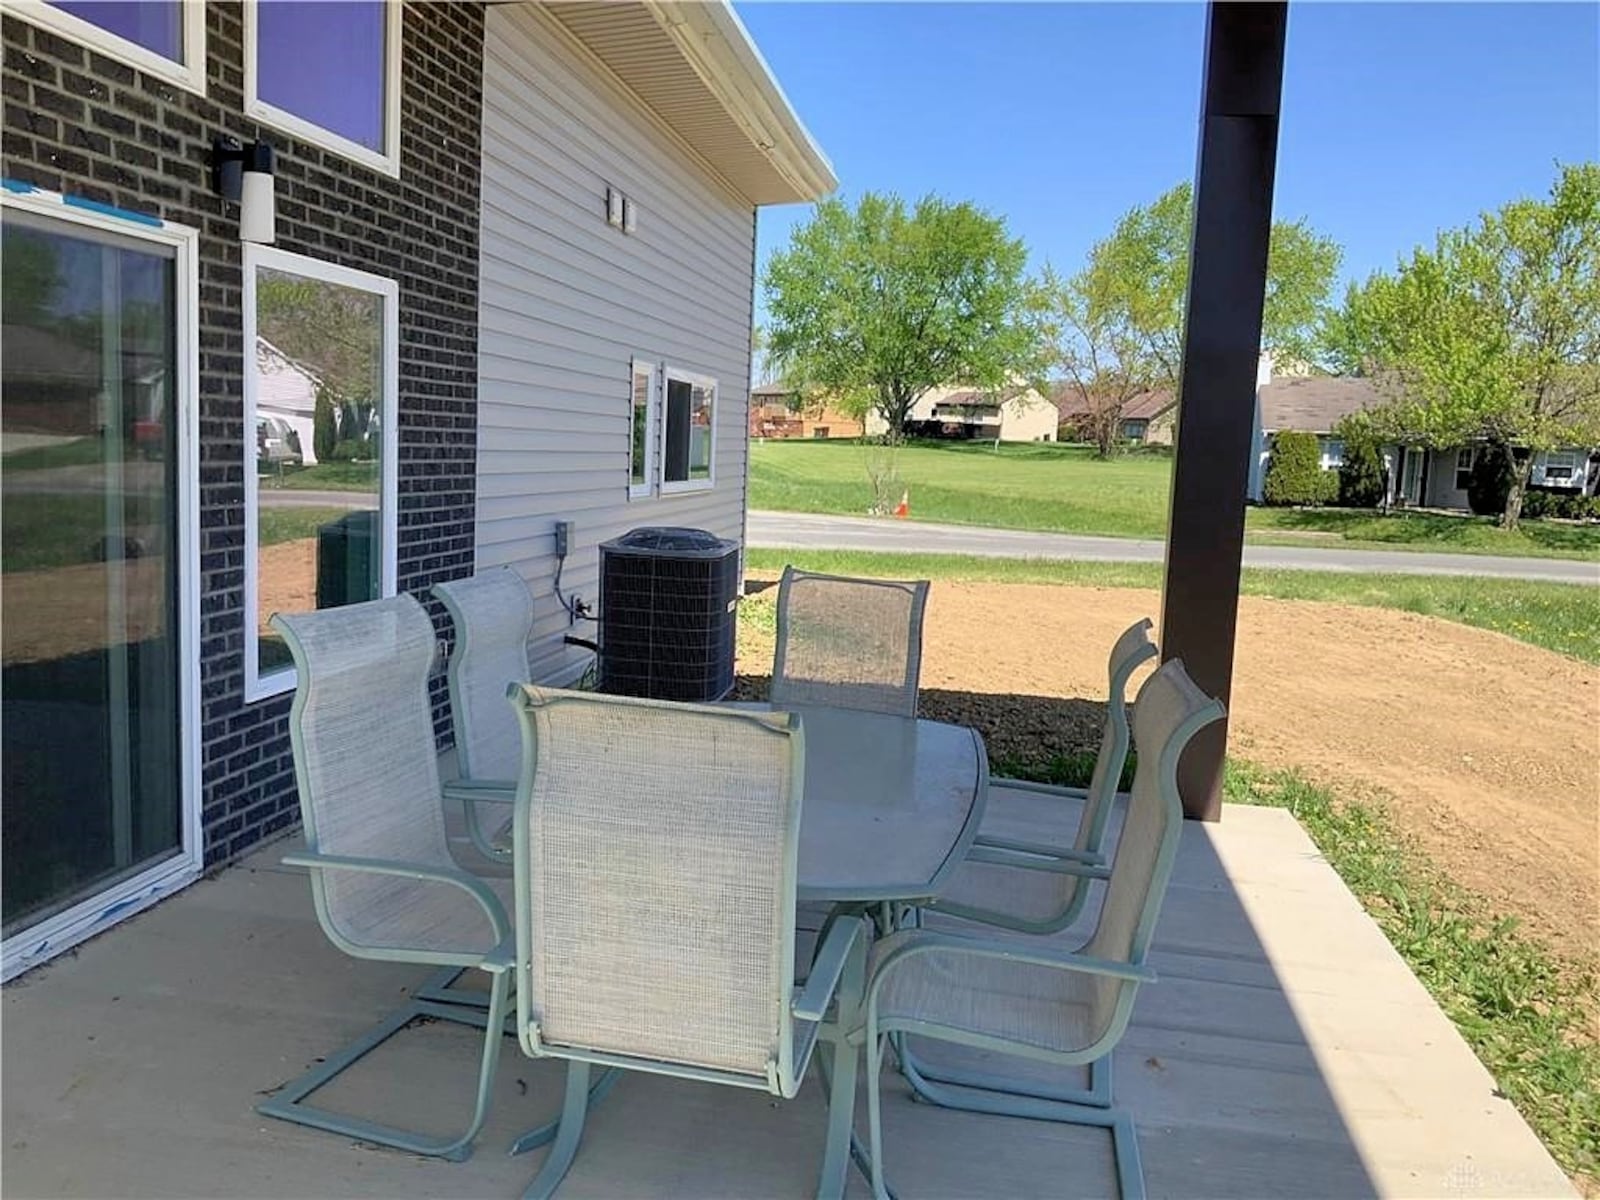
738 579 1600 968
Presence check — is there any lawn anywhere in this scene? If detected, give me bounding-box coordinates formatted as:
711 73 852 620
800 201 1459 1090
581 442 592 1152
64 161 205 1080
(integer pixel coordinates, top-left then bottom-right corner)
743 547 1600 664
261 460 379 492
748 439 1600 560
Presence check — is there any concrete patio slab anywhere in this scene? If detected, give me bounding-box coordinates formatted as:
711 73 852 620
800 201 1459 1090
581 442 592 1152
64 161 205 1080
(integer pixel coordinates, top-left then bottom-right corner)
1 804 1574 1199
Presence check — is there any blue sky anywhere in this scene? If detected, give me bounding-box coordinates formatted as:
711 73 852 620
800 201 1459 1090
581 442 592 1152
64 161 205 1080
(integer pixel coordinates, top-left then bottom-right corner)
739 2 1600 326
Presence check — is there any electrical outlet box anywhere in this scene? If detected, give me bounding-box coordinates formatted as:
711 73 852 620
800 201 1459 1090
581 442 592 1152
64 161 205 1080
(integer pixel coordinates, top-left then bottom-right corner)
554 520 574 558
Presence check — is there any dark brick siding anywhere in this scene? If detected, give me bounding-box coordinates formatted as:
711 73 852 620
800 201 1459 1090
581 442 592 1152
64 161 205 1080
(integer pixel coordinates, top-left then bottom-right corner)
2 2 485 866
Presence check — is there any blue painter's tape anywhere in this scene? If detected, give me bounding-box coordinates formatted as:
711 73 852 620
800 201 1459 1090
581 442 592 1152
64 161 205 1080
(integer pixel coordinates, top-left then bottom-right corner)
2 178 39 193
63 194 163 227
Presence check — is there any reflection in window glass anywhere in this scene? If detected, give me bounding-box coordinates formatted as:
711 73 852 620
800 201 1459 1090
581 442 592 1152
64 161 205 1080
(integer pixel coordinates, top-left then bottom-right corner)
251 264 385 683
1 215 181 932
52 0 182 61
630 363 652 490
256 1 388 153
663 375 714 485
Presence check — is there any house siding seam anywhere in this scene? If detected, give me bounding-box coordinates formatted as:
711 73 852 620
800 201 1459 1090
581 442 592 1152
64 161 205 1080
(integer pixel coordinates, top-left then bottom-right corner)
1 1 486 868
475 4 756 682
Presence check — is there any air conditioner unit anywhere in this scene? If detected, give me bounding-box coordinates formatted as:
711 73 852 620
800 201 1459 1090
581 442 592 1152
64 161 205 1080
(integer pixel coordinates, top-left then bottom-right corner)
598 527 740 702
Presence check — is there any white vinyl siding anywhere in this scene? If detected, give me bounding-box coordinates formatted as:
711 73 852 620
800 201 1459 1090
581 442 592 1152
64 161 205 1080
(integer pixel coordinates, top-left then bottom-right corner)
476 5 755 682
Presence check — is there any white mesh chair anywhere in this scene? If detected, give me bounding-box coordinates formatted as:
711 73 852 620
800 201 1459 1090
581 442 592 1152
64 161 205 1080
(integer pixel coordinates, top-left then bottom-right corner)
856 660 1225 1200
434 567 537 862
770 566 930 717
928 618 1158 936
256 595 518 1162
505 686 870 1200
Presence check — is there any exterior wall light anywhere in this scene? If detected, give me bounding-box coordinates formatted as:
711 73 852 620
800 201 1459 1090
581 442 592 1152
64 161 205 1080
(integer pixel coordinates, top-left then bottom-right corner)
214 135 276 244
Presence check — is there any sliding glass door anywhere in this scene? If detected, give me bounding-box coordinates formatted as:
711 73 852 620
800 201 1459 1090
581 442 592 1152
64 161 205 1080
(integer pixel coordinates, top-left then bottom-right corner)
2 201 197 971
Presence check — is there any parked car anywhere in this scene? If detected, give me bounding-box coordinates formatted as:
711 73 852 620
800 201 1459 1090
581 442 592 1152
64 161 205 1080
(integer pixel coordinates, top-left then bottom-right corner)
256 415 304 468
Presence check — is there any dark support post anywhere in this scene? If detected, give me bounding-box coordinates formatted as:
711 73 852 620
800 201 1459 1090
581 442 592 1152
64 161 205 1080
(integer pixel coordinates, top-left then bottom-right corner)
1160 2 1287 821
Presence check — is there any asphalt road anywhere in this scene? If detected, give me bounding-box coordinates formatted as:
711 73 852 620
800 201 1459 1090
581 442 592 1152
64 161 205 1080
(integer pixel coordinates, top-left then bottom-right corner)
746 510 1600 585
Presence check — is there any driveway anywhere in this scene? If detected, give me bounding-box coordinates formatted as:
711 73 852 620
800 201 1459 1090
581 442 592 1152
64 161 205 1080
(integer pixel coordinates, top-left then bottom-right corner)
747 511 1600 585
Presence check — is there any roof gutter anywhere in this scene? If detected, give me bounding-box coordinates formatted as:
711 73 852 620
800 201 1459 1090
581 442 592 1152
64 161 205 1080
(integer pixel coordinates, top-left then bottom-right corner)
644 1 838 204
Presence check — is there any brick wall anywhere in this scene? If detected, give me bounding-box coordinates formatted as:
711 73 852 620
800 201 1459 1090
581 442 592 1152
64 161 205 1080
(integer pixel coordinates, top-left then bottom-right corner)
1 1 486 865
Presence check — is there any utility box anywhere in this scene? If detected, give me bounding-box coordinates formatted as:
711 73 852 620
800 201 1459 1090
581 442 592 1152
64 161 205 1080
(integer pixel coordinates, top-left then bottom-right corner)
315 509 379 611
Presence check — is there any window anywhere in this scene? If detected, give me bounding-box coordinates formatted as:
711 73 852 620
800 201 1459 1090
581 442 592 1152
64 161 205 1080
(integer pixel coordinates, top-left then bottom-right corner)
1318 437 1345 468
17 1 206 92
245 0 402 176
243 246 398 700
1540 451 1578 483
661 368 716 492
1121 418 1148 442
1454 447 1476 491
628 357 657 499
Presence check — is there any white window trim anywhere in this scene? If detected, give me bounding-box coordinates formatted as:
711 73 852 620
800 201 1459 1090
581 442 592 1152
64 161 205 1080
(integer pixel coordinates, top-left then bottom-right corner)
242 245 400 702
627 355 658 500
10 0 206 94
0 186 203 981
243 0 403 178
659 364 717 495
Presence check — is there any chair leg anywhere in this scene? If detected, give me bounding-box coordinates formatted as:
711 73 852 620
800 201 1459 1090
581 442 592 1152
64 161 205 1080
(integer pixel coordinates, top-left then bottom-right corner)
899 1039 1113 1109
892 1054 1144 1200
865 1034 892 1200
517 1061 592 1200
508 1067 622 1157
256 967 511 1162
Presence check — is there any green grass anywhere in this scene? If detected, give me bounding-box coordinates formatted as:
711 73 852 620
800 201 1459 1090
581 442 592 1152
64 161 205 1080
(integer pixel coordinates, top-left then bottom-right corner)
743 548 1600 664
0 436 110 471
1224 763 1599 1189
749 439 1600 560
262 460 379 491
2 499 352 573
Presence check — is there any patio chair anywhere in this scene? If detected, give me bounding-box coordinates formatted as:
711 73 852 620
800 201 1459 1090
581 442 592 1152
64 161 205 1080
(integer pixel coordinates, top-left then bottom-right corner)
856 659 1225 1200
926 618 1158 936
434 567 538 862
257 595 519 1162
503 686 870 1200
770 566 930 717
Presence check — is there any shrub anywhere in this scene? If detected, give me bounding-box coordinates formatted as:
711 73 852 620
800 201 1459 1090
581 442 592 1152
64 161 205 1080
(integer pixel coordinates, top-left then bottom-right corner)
1264 430 1335 506
1520 489 1550 519
1467 442 1516 517
1337 435 1387 508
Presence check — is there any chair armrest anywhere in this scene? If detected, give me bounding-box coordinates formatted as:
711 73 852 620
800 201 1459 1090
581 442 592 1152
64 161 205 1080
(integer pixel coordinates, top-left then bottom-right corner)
870 930 1156 1000
793 917 869 1022
973 834 1103 865
441 779 516 803
281 850 510 944
963 845 1111 879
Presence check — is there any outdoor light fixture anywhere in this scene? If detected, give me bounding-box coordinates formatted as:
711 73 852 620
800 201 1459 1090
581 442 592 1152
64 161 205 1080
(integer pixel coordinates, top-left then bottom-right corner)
213 135 276 244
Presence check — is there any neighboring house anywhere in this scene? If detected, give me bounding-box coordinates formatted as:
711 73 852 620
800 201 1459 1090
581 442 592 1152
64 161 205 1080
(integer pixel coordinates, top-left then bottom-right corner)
254 337 320 465
1053 387 1177 446
747 382 864 439
1246 370 1600 507
867 384 1058 442
0 0 832 979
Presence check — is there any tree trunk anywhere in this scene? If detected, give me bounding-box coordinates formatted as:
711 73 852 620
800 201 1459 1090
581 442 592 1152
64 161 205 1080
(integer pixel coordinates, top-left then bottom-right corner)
1501 454 1531 531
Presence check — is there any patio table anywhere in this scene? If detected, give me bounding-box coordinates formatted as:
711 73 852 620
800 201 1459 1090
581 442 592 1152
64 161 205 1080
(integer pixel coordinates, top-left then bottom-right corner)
728 702 988 905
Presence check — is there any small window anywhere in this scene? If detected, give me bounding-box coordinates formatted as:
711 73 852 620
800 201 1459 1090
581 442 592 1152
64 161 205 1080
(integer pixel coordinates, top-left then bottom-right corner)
245 0 402 176
661 368 716 493
1319 438 1345 466
1454 447 1476 492
628 357 657 499
1542 452 1577 482
243 246 398 700
18 1 206 92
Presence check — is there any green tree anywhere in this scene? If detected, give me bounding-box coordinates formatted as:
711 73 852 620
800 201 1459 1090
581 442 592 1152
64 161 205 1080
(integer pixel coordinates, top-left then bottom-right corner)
1033 265 1150 459
1077 182 1343 391
256 270 381 406
1264 430 1337 506
763 192 1045 443
1330 163 1600 529
1333 413 1387 508
312 388 337 463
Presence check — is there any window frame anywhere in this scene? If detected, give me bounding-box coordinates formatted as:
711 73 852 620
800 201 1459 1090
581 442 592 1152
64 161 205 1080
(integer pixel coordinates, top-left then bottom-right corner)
658 364 717 495
241 244 400 702
13 0 207 93
627 355 658 500
1454 446 1476 492
0 184 204 980
243 0 404 178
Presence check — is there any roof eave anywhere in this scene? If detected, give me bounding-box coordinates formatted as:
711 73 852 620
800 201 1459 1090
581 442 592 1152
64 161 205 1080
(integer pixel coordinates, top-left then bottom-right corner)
644 1 838 204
